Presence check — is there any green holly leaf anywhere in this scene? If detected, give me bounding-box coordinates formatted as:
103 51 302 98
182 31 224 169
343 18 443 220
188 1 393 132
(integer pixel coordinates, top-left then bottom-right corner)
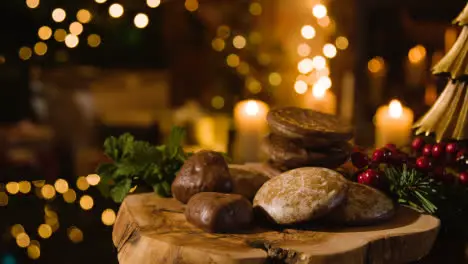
110 178 132 203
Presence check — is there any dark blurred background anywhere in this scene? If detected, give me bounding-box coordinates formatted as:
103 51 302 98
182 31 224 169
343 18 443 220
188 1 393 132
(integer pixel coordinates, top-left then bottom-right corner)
0 0 467 263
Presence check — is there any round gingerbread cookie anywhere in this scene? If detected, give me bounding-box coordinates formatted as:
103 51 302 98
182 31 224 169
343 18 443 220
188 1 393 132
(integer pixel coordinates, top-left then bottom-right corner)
326 182 395 225
253 167 348 225
267 107 353 141
261 134 317 169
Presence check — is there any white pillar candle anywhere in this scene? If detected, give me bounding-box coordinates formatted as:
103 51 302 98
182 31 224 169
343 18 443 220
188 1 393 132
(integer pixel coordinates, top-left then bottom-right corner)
374 100 414 148
405 45 427 87
233 100 269 163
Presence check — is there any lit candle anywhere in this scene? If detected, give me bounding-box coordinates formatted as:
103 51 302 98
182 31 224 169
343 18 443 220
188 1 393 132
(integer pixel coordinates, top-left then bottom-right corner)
195 114 231 152
233 100 269 163
374 100 414 148
405 45 427 87
304 82 337 115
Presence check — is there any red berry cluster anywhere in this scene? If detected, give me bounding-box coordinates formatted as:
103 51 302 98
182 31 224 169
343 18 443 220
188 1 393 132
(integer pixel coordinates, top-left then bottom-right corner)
351 139 468 188
411 137 468 184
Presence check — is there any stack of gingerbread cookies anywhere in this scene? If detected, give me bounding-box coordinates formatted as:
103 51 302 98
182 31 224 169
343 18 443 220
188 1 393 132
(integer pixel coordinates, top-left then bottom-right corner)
262 107 353 171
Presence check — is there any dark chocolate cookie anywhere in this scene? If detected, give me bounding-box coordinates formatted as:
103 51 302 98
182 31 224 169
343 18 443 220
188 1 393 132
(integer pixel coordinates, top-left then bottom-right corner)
267 107 353 141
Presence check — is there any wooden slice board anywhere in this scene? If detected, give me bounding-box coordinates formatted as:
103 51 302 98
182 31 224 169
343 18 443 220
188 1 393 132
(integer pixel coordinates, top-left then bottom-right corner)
113 193 439 264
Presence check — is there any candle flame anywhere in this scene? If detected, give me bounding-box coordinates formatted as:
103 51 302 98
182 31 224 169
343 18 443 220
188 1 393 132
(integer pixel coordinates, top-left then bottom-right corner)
245 100 260 116
388 99 403 118
312 83 327 99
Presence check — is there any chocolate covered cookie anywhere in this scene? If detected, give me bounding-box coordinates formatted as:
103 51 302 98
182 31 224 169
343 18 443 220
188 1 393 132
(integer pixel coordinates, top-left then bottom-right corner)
267 107 353 141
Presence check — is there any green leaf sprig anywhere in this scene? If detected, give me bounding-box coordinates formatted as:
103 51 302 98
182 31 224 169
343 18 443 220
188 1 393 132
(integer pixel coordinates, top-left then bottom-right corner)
96 127 188 203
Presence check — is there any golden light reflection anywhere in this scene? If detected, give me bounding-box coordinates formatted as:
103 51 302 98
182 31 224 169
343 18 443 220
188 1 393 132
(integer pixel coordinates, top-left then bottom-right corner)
76 176 89 191
217 25 230 39
27 244 40 260
54 29 67 42
236 62 250 75
95 0 107 3
16 233 31 248
298 58 314 74
317 16 330 28
86 174 100 186
87 34 101 48
63 189 77 203
301 25 316 40
11 224 24 238
41 184 56 200
54 179 69 194
226 54 240 68
19 181 32 194
38 26 52 40
211 38 225 52
0 192 8 206
77 9 92 24
268 72 282 86
67 227 84 243
408 45 426 63
335 36 349 50
147 0 161 8
19 47 32 61
323 43 337 58
79 195 94 210
297 43 311 57
249 2 262 16
233 35 247 49
246 77 262 94
109 4 124 18
101 209 117 226
312 56 326 70
185 0 199 12
312 4 327 18
38 224 52 239
134 13 149 28
34 42 47 56
317 76 332 89
211 96 225 109
69 22 83 35
368 56 385 73
6 182 20 194
294 80 308 94
26 0 40 9
52 8 66 23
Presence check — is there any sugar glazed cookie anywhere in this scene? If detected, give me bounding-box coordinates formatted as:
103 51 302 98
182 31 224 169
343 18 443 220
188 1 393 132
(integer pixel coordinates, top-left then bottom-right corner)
253 167 348 225
326 182 395 225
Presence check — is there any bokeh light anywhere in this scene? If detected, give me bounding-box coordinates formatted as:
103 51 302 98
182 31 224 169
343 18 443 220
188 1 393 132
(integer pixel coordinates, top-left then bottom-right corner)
236 62 250 75
249 2 262 16
54 179 69 194
76 176 89 191
63 189 77 203
0 192 8 206
258 53 271 65
19 181 32 194
41 184 56 200
335 36 349 50
101 209 117 226
297 43 311 57
10 224 24 238
268 72 282 86
16 233 30 248
67 227 84 243
318 16 331 28
147 0 161 8
134 13 149 28
6 182 20 194
301 25 316 39
52 8 67 23
185 0 199 12
86 174 100 186
211 96 225 109
226 54 240 68
34 42 47 56
408 45 426 63
233 35 247 49
38 26 52 40
216 25 230 39
211 38 225 52
312 83 327 99
249 32 262 44
109 4 124 18
312 56 327 69
37 224 52 239
294 80 308 94
368 56 385 73
54 29 67 42
65 34 79 48
27 244 40 260
26 0 40 9
95 0 107 3
69 22 83 35
312 4 327 18
298 58 314 74
87 34 101 48
79 195 94 210
317 76 332 89
323 43 337 58
77 9 92 23
246 77 262 94
19 47 32 61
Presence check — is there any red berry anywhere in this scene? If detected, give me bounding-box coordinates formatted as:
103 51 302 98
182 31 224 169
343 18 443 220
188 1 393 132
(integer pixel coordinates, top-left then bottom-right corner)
446 143 458 154
422 144 433 156
411 137 425 151
416 156 432 170
358 169 382 187
372 149 385 163
351 152 369 169
385 144 397 151
431 143 446 158
459 172 468 185
357 172 370 185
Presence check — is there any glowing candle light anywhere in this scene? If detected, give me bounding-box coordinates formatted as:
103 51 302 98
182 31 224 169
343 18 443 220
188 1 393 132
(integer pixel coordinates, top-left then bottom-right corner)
374 100 414 147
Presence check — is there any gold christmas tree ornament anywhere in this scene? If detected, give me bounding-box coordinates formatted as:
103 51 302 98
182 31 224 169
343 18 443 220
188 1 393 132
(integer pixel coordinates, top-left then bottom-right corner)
413 3 468 141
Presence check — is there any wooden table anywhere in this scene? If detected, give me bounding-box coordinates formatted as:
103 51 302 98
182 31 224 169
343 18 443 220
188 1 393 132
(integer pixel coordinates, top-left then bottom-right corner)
113 193 440 264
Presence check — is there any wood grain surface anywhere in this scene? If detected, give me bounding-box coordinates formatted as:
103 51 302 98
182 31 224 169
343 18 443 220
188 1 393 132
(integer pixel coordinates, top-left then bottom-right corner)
113 193 439 264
